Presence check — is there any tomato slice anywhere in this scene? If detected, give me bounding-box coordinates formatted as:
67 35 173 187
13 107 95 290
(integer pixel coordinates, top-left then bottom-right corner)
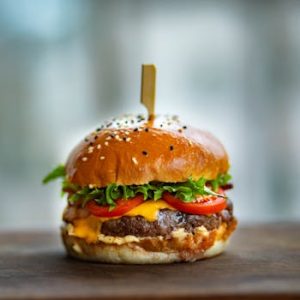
162 192 227 215
86 195 144 217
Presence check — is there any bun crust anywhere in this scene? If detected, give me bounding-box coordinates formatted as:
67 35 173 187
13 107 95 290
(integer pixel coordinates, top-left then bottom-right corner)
61 219 236 264
66 115 229 187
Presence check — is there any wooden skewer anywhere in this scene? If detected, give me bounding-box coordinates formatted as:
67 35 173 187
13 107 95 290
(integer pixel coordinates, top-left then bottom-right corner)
140 64 156 119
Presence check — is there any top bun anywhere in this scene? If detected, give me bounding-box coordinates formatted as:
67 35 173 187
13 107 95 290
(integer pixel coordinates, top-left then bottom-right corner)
65 115 229 187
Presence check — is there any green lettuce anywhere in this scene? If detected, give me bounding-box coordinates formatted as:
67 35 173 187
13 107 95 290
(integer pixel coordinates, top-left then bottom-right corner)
42 164 65 184
43 165 232 207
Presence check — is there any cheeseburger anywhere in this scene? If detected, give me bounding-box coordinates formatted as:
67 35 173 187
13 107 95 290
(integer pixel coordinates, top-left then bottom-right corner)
43 114 237 264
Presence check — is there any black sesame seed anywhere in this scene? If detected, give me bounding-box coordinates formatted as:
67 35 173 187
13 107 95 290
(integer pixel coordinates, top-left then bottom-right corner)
142 151 148 156
178 129 183 133
123 137 126 141
144 128 149 132
134 128 138 132
160 124 163 127
84 138 89 142
106 122 112 128
110 134 115 138
96 128 101 132
170 145 174 151
125 121 128 124
183 126 187 129
131 120 134 124
89 142 94 146
94 135 98 140
116 122 120 126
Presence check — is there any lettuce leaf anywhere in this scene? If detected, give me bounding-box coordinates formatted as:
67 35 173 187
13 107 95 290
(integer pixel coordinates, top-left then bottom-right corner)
62 176 231 207
43 164 232 207
42 164 65 184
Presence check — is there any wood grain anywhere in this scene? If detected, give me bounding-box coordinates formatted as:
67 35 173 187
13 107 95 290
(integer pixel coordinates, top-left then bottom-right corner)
0 223 299 300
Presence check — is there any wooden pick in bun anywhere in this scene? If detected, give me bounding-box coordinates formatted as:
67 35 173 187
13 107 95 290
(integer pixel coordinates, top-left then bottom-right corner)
44 114 237 264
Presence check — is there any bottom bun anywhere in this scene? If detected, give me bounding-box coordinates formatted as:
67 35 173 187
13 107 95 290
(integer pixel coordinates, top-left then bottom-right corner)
61 219 236 264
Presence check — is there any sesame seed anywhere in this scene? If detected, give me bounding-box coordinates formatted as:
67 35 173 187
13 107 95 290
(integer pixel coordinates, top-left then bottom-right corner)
82 157 88 162
144 128 149 132
96 128 101 132
170 145 174 151
183 125 187 129
142 151 148 156
104 141 109 146
178 129 183 133
94 135 98 140
160 124 163 128
84 137 89 142
134 128 138 132
88 146 94 153
123 137 126 141
132 157 138 165
97 144 101 149
100 156 105 160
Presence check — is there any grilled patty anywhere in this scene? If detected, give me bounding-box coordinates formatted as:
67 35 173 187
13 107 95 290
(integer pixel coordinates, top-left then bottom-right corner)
101 200 234 238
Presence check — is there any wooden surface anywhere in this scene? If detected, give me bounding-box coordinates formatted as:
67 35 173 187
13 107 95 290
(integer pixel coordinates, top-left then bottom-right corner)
0 223 299 300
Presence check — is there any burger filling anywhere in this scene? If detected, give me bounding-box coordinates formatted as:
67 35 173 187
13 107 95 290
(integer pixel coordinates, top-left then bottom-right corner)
44 165 234 243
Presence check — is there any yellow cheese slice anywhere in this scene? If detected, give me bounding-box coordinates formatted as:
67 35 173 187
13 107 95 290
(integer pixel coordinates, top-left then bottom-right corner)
124 200 174 222
72 216 100 243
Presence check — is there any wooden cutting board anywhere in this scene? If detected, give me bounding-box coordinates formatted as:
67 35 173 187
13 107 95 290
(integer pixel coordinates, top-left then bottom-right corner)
0 223 299 300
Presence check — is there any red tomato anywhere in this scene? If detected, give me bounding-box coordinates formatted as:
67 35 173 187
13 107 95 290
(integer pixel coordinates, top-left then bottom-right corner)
162 192 227 215
86 195 144 217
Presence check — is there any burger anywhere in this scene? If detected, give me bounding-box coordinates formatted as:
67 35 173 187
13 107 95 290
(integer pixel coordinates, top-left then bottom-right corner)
43 114 237 264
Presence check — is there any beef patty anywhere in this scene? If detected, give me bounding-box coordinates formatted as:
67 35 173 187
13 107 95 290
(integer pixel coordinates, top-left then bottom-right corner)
101 200 234 238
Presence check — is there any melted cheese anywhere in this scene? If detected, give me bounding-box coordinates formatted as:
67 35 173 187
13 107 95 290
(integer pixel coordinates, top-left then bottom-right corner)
68 200 175 243
71 216 100 243
124 200 174 222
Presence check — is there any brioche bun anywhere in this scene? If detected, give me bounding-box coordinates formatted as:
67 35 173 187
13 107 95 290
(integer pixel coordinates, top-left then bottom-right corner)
65 115 229 187
61 219 237 264
61 114 236 264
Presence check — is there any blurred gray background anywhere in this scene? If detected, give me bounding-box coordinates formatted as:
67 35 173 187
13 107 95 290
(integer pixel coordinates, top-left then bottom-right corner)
0 0 300 229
